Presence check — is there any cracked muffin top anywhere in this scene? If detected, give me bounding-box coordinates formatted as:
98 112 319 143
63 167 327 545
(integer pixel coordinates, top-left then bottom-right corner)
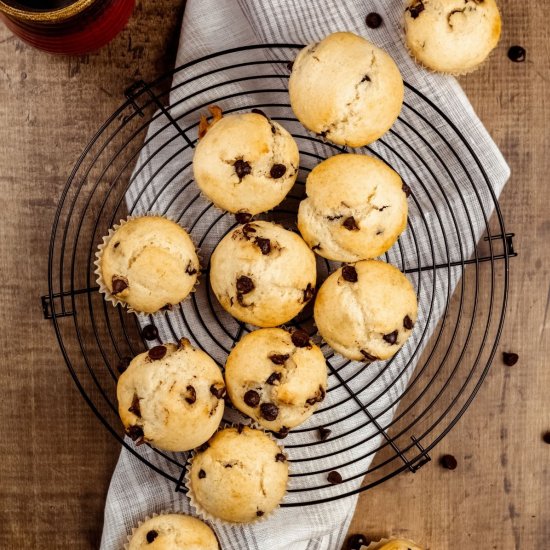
288 32 403 147
209 221 317 327
404 0 501 74
192 110 299 216
117 339 225 452
188 426 289 523
297 154 409 262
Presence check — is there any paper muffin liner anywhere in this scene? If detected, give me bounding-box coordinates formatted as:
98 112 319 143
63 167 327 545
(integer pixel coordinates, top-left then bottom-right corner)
94 213 202 318
363 537 423 550
184 422 289 526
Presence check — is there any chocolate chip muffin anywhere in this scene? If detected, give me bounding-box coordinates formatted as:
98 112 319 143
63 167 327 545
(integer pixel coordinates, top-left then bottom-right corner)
193 110 299 216
297 154 408 262
117 339 225 452
209 221 317 327
289 32 404 147
368 539 424 550
96 216 199 314
405 0 502 75
225 328 327 433
314 260 418 361
128 514 219 550
188 426 288 523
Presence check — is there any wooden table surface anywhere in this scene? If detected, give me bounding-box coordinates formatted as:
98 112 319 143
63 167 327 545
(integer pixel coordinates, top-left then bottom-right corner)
0 1 548 548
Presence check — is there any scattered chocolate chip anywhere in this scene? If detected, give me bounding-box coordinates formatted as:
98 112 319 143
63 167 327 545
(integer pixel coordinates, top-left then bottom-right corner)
543 432 550 444
269 353 289 365
236 275 254 294
312 243 322 251
198 469 206 479
234 158 252 180
128 394 141 417
161 303 173 311
197 442 210 453
251 108 268 118
273 426 289 439
317 130 328 140
383 330 398 345
113 241 120 249
242 223 257 239
502 352 519 366
185 261 198 276
303 283 315 302
342 216 359 231
291 329 310 348
440 454 458 470
244 389 260 407
117 356 131 374
365 12 382 28
225 463 233 468
408 0 425 19
326 214 343 221
342 265 358 282
237 423 245 434
126 425 144 442
185 385 197 404
235 211 252 224
403 315 414 330
270 163 287 179
318 386 326 402
266 372 282 385
318 427 332 441
210 384 226 399
255 237 271 255
146 530 158 544
275 453 286 462
360 74 371 83
360 349 378 363
286 60 294 71
347 533 370 550
148 345 167 361
327 470 343 484
402 182 412 197
141 324 158 341
508 45 526 63
260 402 279 421
256 510 264 517
111 276 128 294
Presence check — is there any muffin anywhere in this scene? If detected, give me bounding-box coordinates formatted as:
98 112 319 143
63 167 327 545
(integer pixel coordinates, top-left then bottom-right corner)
367 539 423 550
127 514 219 550
404 0 502 75
117 339 225 452
209 221 316 327
96 216 199 314
314 260 418 361
193 110 299 216
297 154 408 262
188 426 288 523
225 328 327 433
289 32 404 147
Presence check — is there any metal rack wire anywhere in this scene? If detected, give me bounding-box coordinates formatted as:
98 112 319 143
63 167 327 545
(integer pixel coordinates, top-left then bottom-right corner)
43 44 515 506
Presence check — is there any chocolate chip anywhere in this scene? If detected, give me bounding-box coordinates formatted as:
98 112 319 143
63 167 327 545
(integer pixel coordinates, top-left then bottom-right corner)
326 214 343 221
198 469 206 479
347 534 369 550
306 385 326 406
224 463 233 468
270 163 287 178
360 74 371 82
242 223 257 239
185 385 196 404
255 237 271 255
286 60 294 71
148 345 167 361
318 386 326 402
502 352 519 366
508 45 526 63
161 303 173 311
342 265 358 282
141 324 158 341
234 159 252 180
360 349 378 362
128 394 141 417
402 182 412 197
126 425 144 442
237 423 245 434
317 130 328 140
440 454 458 470
403 315 414 330
408 0 425 19
365 12 382 28
383 330 398 345
342 216 359 231
302 282 315 303
543 432 550 444
256 510 264 517
146 530 158 544
266 372 282 385
251 108 268 118
235 211 252 224
312 243 322 251
117 356 131 374
291 329 310 348
244 389 260 407
113 241 120 249
318 427 331 441
197 442 210 453
273 426 289 439
111 276 128 294
275 453 286 462
269 353 289 365
236 275 254 294
186 260 198 276
210 383 226 399
260 402 279 421
327 470 343 484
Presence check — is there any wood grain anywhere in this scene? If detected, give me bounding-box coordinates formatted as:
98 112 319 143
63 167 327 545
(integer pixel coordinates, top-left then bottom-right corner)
0 1 547 548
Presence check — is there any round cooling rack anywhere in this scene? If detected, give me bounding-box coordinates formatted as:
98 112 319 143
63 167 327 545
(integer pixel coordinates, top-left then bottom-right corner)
43 45 516 506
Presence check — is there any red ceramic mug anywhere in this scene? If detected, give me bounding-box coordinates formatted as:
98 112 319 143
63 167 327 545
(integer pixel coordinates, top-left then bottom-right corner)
0 0 135 55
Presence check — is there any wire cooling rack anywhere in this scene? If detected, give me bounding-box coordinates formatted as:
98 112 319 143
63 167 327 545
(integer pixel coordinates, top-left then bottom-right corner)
42 45 516 506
